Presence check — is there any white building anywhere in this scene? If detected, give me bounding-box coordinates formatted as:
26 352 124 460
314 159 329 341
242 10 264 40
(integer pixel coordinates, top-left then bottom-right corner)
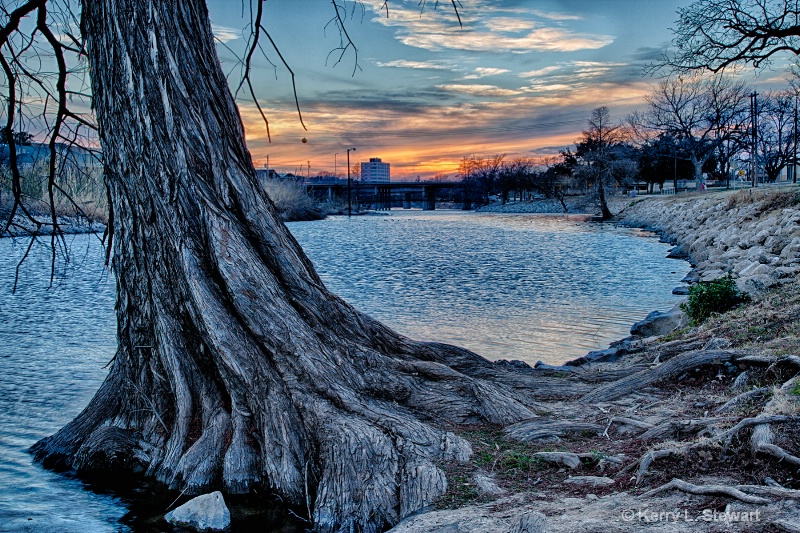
361 157 390 183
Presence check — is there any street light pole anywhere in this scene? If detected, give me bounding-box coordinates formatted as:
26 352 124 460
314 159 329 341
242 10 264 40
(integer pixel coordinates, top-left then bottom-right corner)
334 152 338 177
346 147 356 217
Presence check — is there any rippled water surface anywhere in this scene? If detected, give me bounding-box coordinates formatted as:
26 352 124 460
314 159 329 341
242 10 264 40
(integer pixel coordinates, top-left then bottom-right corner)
290 211 689 364
0 235 121 532
0 211 688 531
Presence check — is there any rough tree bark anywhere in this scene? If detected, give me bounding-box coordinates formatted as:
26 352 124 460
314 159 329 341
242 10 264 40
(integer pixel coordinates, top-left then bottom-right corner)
29 1 535 531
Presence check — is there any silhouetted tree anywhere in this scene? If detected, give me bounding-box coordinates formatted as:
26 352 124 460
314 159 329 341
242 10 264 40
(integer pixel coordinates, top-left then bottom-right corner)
662 0 800 72
575 107 625 219
756 90 797 182
631 74 750 183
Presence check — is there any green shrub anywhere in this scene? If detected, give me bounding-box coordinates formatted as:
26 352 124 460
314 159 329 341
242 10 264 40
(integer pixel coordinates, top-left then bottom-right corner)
681 274 750 325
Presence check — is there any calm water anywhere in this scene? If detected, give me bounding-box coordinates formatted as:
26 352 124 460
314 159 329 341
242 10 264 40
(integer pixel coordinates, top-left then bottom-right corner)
0 211 688 531
290 211 688 364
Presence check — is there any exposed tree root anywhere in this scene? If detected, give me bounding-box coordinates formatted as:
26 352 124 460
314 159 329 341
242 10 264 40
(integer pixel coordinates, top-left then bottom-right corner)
735 485 800 500
610 416 654 432
737 354 800 368
773 519 800 533
641 478 770 504
503 418 605 442
639 417 736 441
581 349 741 403
715 387 771 413
635 449 686 485
756 443 800 466
629 414 798 485
717 415 794 449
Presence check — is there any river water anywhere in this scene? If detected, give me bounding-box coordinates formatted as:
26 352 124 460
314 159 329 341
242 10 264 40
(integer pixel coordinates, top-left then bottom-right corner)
290 211 688 364
0 211 688 531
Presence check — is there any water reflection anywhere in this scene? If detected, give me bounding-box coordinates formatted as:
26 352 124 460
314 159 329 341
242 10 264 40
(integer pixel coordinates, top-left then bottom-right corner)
288 211 689 365
0 235 123 532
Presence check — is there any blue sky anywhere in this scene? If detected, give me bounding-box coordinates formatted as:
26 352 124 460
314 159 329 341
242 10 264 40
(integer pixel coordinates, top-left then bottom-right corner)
207 1 793 178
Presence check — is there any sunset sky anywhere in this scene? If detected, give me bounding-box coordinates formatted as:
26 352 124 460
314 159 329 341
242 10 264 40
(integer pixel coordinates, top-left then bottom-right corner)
207 0 793 179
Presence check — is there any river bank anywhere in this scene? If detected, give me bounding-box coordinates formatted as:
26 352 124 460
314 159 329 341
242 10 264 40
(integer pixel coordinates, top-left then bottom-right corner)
391 187 800 532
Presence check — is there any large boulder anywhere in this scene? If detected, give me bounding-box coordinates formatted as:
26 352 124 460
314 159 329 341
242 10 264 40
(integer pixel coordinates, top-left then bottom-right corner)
164 491 231 532
630 302 687 338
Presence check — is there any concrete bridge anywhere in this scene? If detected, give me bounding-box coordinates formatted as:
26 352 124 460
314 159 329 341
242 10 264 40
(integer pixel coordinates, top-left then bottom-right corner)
304 180 464 210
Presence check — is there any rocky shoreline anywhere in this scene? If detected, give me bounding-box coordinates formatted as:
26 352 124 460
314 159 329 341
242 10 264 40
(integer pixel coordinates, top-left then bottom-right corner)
619 188 800 294
389 186 800 533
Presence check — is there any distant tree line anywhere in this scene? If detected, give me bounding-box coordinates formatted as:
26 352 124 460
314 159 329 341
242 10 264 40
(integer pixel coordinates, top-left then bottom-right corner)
456 71 800 219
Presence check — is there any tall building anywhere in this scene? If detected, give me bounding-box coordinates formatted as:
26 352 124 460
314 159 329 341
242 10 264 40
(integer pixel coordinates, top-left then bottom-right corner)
361 157 390 183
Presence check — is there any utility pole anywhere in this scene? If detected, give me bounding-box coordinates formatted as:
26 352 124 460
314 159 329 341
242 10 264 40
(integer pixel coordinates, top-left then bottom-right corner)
346 147 356 217
750 92 759 187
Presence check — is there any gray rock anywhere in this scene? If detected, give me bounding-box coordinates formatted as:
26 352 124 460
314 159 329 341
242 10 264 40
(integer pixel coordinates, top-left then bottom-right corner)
576 347 623 364
666 245 689 259
630 302 687 338
534 452 581 469
533 361 579 373
509 511 547 533
700 268 726 281
681 270 701 283
672 286 690 295
739 274 778 294
473 472 506 496
165 491 231 532
563 476 615 487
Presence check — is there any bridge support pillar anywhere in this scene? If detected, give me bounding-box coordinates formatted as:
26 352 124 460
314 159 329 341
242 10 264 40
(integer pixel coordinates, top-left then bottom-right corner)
378 186 392 210
403 192 412 209
422 187 436 210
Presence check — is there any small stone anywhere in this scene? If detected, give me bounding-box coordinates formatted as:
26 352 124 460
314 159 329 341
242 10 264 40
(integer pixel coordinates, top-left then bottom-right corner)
630 302 687 338
534 451 581 469
563 476 615 487
473 472 505 496
165 491 231 532
509 511 547 533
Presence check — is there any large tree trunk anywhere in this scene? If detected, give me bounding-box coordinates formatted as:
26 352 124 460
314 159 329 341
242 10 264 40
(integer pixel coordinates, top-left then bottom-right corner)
30 2 534 531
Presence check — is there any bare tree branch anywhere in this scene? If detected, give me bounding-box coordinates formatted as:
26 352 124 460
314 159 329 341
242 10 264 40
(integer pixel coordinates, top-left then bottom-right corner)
658 0 800 73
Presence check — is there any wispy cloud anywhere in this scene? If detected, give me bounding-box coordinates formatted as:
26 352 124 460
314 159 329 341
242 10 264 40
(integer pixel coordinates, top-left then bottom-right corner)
436 84 522 97
212 24 241 43
519 65 562 78
365 3 613 53
528 9 583 22
463 67 510 80
377 59 454 70
484 17 535 33
402 27 614 53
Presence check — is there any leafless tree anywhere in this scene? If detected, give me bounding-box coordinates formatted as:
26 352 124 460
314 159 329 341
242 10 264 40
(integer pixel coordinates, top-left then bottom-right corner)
660 0 800 72
632 74 750 184
575 106 628 219
2 3 545 533
756 89 798 181
458 154 504 205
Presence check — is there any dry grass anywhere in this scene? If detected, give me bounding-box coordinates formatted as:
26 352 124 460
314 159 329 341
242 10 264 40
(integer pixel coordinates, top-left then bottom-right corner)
262 179 324 222
702 278 800 352
725 186 800 214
